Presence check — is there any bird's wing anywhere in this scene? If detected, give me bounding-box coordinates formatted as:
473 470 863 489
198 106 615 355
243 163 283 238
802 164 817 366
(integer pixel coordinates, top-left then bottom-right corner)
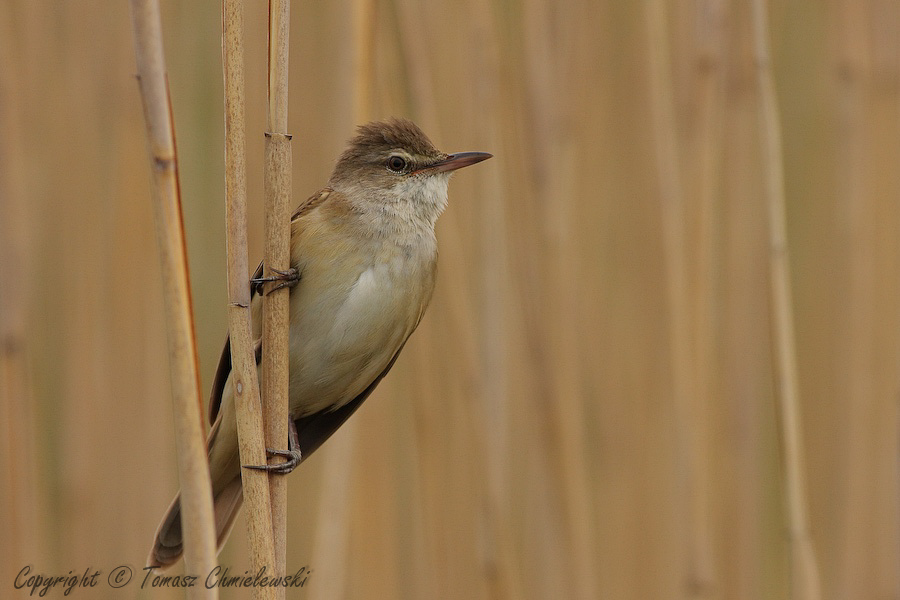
290 340 407 462
208 186 332 425
207 334 262 425
291 187 332 220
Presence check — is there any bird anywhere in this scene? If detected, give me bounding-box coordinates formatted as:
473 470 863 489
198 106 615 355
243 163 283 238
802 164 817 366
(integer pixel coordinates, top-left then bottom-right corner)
148 118 492 569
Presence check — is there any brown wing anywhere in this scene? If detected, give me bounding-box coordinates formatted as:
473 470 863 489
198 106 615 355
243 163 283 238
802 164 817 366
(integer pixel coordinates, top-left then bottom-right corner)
208 187 333 425
291 187 331 220
207 334 263 424
290 341 407 462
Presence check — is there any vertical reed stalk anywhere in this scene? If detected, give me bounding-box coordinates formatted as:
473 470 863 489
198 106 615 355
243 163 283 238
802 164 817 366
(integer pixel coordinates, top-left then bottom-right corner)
262 0 292 586
521 1 598 596
394 4 511 597
129 0 218 594
353 0 376 124
692 0 726 430
692 0 726 595
644 0 714 595
749 1 822 598
833 3 872 597
692 0 725 488
467 2 524 597
223 0 277 595
0 15 37 589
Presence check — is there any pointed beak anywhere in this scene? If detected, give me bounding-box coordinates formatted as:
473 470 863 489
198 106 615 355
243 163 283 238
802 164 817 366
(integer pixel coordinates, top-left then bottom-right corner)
414 151 493 175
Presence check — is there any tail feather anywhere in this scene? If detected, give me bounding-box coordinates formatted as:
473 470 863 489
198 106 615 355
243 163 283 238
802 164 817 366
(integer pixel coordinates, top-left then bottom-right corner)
146 476 244 571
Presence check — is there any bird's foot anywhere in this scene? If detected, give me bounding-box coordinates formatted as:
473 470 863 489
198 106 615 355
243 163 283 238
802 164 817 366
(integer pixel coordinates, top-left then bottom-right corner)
243 419 302 475
250 267 300 295
243 448 302 475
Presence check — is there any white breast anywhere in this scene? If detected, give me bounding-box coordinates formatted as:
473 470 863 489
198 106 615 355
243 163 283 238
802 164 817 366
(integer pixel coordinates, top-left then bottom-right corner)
288 245 432 416
330 263 398 343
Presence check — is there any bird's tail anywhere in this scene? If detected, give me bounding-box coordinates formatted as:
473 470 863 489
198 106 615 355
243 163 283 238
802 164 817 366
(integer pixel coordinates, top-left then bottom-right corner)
146 473 244 571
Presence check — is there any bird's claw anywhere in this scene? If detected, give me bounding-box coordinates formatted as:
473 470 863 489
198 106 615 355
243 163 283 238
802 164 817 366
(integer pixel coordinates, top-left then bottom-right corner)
250 267 300 295
242 419 302 474
243 447 302 475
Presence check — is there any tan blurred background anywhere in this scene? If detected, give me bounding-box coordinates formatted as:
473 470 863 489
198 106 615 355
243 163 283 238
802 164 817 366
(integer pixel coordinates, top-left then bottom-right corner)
1 1 898 599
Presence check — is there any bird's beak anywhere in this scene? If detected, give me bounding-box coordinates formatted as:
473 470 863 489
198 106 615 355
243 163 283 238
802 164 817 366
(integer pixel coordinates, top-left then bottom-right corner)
414 151 493 175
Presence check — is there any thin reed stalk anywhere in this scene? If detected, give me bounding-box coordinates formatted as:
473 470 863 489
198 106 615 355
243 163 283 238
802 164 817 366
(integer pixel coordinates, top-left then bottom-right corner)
833 4 900 596
262 0 293 586
691 2 726 409
223 0 277 595
393 4 511 598
833 3 873 596
520 1 598 596
353 0 377 124
0 15 38 588
644 0 714 595
690 0 726 595
749 1 822 598
466 2 523 597
129 0 218 594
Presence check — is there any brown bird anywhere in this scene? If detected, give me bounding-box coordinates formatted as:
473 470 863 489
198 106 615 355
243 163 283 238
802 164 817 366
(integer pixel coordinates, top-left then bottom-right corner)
148 118 491 569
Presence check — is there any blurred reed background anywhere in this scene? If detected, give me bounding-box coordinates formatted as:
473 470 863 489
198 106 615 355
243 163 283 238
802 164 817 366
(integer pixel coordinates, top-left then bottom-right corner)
1 0 898 599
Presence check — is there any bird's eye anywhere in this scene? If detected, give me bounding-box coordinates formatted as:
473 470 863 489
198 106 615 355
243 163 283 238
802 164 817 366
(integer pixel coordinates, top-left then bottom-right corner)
387 155 408 173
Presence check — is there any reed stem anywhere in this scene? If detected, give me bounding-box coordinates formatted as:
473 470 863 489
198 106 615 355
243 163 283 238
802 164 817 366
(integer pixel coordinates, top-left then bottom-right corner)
750 1 823 598
262 0 293 587
130 0 218 594
223 0 277 596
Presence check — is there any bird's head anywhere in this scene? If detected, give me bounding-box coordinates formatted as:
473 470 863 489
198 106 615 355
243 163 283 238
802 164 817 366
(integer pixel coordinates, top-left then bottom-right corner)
329 118 492 228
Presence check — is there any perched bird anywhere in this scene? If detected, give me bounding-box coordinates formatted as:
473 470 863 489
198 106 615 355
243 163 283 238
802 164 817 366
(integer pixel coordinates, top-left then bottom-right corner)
148 118 491 569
